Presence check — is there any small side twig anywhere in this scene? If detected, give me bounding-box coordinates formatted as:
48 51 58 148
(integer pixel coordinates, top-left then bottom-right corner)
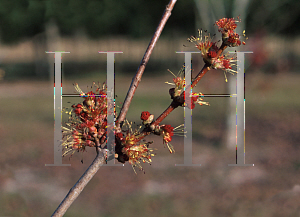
150 43 228 127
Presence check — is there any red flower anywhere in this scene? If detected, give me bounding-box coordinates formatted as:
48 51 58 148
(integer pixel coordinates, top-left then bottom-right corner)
215 18 238 33
161 124 174 142
88 126 97 134
141 111 151 121
86 91 96 97
188 30 219 63
222 59 232 69
116 132 124 141
72 103 83 115
85 140 93 147
160 125 175 153
173 77 183 87
215 17 245 47
119 132 154 173
101 120 107 129
196 41 217 60
183 92 198 109
98 90 106 96
74 108 82 115
161 125 174 136
207 50 217 58
227 32 241 47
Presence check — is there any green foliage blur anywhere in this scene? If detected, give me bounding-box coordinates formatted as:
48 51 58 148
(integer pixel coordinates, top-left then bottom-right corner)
0 0 299 81
246 0 300 36
0 0 299 45
0 0 196 44
0 0 46 43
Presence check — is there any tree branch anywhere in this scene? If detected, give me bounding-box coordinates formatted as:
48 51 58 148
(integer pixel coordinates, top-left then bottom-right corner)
51 1 177 216
52 147 105 217
116 0 177 132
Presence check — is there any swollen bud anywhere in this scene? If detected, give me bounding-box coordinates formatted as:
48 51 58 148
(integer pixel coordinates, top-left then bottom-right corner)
169 88 175 99
140 111 154 125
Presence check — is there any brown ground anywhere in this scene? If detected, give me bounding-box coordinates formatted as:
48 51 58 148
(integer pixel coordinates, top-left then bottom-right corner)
0 72 299 217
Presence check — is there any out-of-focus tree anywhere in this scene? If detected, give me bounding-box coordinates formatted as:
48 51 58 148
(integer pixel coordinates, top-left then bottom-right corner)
194 0 300 37
246 0 300 36
194 0 251 150
193 0 299 150
0 0 196 43
0 0 195 78
0 1 48 77
0 0 298 77
0 1 46 43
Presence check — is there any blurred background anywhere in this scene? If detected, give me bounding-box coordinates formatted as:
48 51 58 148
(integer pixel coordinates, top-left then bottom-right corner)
0 0 299 216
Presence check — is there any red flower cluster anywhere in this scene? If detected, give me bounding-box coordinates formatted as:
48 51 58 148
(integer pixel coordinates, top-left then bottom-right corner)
188 30 220 65
222 58 232 69
160 124 175 153
122 133 154 173
114 119 154 173
212 55 233 70
115 132 124 141
62 84 108 156
215 18 237 33
227 32 241 47
186 19 241 79
198 41 219 63
215 17 244 47
165 67 186 99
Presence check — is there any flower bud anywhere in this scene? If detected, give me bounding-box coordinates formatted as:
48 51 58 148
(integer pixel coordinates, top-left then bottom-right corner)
141 111 150 121
169 88 175 99
141 111 154 125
